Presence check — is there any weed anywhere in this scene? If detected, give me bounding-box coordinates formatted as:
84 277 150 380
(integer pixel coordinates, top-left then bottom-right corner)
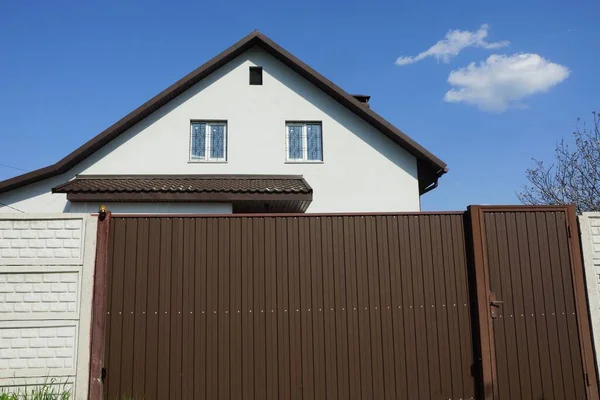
0 378 71 400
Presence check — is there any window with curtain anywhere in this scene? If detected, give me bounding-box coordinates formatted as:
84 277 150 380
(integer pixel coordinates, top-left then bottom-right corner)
190 121 227 161
286 122 323 162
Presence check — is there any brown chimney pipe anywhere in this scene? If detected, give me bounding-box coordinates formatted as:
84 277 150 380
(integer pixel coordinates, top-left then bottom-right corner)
352 94 371 108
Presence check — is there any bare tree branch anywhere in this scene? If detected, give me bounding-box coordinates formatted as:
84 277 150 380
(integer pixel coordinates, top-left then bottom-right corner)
518 112 600 213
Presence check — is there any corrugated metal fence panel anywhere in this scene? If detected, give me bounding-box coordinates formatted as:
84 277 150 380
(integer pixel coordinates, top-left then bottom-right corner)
103 214 476 400
483 211 586 400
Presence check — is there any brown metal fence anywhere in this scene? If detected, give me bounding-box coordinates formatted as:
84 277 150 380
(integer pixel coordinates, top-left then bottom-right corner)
470 206 598 400
94 207 598 400
102 214 476 399
487 211 585 399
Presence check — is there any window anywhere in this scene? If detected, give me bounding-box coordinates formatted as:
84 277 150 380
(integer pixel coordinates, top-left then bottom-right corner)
249 66 263 85
286 122 323 162
190 121 227 162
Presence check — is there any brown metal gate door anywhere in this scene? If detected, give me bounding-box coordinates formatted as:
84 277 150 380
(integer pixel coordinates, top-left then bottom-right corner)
99 214 476 400
470 206 598 400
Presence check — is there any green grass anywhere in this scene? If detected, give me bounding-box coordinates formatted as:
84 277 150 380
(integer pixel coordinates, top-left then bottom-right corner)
0 378 71 400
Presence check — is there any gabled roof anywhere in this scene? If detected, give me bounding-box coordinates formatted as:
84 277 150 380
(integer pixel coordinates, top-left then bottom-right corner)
0 30 447 195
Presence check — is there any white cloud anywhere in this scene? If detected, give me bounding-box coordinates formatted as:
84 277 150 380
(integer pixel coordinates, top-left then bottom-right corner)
443 53 570 112
395 24 509 66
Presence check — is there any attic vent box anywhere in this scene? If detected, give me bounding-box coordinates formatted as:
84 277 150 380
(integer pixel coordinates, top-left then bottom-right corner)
249 66 263 85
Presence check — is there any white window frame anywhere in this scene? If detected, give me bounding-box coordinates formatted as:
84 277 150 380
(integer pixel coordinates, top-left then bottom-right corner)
189 121 228 162
285 122 323 163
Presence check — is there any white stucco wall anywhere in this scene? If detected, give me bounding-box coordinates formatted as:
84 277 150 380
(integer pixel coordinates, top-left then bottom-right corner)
579 213 600 375
0 46 420 214
0 214 97 399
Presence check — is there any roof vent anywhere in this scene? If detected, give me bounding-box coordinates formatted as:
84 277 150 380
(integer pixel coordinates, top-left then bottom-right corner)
352 94 371 108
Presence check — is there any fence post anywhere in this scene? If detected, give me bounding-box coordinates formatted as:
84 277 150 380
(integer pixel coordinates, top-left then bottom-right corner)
467 205 495 400
567 205 600 399
88 209 111 400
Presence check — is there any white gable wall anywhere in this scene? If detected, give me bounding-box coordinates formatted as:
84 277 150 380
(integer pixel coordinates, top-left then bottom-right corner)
0 47 420 214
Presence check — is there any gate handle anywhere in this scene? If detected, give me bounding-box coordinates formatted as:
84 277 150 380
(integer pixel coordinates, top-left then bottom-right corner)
490 300 503 307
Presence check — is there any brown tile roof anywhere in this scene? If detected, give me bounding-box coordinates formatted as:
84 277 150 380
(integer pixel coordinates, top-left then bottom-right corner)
53 175 312 195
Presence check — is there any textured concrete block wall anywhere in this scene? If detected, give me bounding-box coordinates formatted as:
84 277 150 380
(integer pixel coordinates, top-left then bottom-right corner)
0 326 77 371
0 219 82 262
579 213 600 378
0 215 96 399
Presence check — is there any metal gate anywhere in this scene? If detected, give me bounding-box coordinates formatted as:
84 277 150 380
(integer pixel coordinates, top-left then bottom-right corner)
88 207 600 399
470 206 598 400
97 214 476 399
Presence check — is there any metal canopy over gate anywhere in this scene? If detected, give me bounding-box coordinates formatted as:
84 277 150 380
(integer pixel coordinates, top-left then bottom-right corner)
88 206 599 400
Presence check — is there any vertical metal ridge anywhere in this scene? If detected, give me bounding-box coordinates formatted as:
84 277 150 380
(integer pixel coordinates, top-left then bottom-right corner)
537 212 566 398
401 215 418 399
556 211 587 397
102 217 115 399
169 218 183 399
527 211 553 397
435 215 451 397
108 218 127 399
546 212 576 396
449 215 465 397
132 218 149 397
332 216 349 400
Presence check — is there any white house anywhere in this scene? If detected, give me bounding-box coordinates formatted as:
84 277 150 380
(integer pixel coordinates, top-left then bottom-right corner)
0 31 447 215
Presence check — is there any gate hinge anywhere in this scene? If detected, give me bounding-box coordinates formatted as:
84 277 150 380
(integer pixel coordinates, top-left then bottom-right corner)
567 224 572 238
586 372 591 386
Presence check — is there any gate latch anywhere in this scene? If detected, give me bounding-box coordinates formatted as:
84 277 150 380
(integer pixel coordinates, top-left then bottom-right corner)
489 292 503 319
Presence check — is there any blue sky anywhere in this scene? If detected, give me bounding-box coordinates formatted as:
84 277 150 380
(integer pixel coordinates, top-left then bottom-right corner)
0 0 598 211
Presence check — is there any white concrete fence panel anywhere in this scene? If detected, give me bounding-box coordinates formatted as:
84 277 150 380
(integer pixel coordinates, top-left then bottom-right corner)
0 214 97 399
579 212 600 376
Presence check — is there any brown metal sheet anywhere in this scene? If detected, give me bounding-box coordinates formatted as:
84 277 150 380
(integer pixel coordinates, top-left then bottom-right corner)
475 209 591 400
157 218 172 399
387 216 407 398
375 217 396 400
526 212 554 398
131 219 148 398
309 217 326 399
556 212 587 398
366 217 385 400
506 213 532 398
263 218 276 400
144 219 161 399
321 217 339 400
169 218 183 399
105 218 126 399
206 218 218 399
399 215 419 399
253 218 267 400
288 217 301 400
275 218 291 399
181 219 194 400
455 216 474 397
332 216 350 400
343 216 362 400
193 218 207 399
433 215 452 397
103 214 477 399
